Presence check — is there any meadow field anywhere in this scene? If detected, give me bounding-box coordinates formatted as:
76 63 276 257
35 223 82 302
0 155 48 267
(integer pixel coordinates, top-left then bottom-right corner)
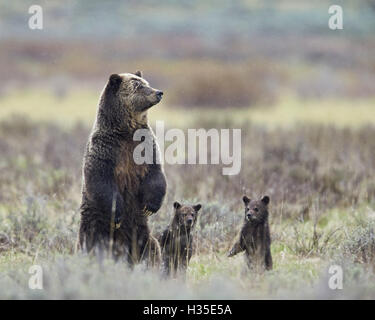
0 90 374 299
1 0 375 300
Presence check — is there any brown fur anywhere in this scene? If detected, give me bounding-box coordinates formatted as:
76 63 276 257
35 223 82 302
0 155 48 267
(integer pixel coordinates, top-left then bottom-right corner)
78 72 167 266
228 195 273 271
114 139 148 193
160 202 202 277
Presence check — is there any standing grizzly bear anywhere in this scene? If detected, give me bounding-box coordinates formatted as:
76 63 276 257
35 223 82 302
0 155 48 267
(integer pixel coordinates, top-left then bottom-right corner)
228 195 273 271
160 201 202 277
79 71 167 266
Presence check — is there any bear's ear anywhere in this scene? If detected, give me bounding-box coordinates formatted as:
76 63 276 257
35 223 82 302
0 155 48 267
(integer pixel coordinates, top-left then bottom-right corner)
261 195 270 206
109 74 122 91
243 196 250 205
173 201 181 210
193 204 202 212
134 70 143 78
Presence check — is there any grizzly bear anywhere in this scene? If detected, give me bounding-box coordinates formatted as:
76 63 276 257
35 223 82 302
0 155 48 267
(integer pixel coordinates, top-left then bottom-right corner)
78 71 167 266
159 201 202 277
228 195 273 271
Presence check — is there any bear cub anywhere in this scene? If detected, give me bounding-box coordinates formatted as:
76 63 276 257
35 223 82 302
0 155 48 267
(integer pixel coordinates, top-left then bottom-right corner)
228 195 273 271
160 201 202 277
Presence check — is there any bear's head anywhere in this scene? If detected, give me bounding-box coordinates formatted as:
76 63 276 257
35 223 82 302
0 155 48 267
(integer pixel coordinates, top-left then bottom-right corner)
172 201 202 230
242 195 269 224
108 71 163 112
98 71 163 130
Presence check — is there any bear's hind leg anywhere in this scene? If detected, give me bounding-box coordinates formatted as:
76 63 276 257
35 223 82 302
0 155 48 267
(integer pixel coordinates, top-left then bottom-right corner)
79 214 111 255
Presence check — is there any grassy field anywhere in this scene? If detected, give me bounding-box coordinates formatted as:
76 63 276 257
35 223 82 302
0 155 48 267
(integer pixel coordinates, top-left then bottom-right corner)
1 89 375 129
1 0 375 300
0 91 374 299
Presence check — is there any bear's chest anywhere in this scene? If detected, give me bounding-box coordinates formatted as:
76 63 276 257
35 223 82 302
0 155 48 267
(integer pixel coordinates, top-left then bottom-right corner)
167 232 191 254
244 226 265 256
114 140 148 195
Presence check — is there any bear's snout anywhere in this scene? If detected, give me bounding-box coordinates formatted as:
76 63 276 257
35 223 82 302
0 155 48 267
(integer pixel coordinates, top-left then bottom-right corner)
156 90 163 101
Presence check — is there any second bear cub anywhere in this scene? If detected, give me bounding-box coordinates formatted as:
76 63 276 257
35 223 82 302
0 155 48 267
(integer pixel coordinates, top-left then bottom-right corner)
228 195 273 271
160 201 202 277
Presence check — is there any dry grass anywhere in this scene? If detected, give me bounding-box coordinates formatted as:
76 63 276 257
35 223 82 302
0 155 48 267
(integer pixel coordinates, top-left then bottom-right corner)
0 114 374 299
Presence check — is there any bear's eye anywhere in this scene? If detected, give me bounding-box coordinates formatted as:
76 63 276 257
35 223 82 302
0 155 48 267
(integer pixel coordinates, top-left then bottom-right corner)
254 208 259 212
137 83 144 90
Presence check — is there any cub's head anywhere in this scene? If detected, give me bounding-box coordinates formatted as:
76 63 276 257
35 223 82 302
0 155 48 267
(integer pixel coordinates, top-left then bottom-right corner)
106 71 163 113
242 195 270 224
172 201 202 230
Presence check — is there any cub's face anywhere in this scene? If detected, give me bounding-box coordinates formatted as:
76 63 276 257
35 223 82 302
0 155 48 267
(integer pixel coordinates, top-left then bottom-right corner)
109 71 163 113
173 202 202 229
242 195 270 223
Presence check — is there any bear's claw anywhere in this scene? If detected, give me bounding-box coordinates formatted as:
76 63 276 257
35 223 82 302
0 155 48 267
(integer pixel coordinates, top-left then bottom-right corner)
143 206 155 217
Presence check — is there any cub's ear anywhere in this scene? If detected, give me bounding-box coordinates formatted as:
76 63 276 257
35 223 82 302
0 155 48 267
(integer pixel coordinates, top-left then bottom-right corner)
193 204 202 212
109 74 122 91
173 201 181 210
261 195 270 205
134 70 143 78
242 196 250 205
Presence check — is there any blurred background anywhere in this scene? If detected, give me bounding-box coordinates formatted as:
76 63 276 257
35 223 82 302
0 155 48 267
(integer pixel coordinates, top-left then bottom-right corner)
0 0 375 126
0 0 375 299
